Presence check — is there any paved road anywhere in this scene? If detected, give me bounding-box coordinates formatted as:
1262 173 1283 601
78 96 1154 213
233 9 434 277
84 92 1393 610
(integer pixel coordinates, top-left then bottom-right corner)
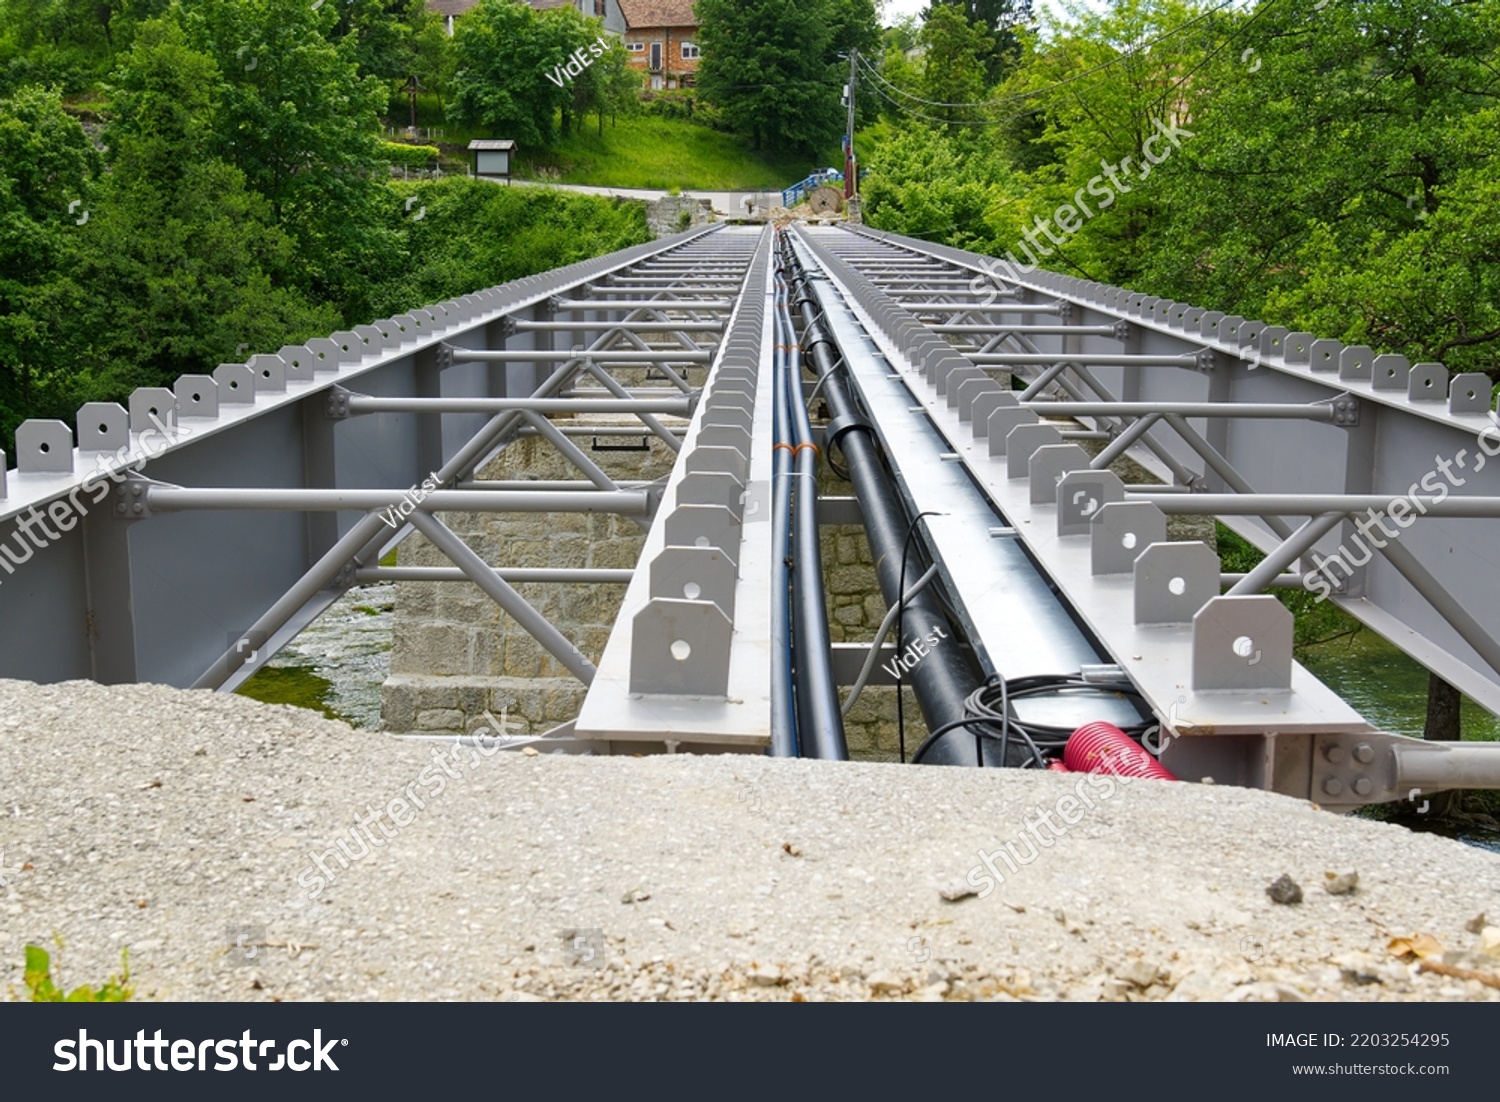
510 178 781 215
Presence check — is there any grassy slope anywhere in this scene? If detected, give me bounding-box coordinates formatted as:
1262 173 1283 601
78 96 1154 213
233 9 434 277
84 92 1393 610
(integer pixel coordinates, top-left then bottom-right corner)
516 116 826 191
407 88 846 191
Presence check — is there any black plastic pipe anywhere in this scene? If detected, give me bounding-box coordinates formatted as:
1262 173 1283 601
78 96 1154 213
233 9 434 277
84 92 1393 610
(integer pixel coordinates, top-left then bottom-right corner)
779 240 987 763
778 276 848 760
769 276 798 757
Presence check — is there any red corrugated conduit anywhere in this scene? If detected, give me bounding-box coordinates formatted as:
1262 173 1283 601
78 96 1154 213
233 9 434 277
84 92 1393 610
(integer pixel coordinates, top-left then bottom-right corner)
1063 721 1178 781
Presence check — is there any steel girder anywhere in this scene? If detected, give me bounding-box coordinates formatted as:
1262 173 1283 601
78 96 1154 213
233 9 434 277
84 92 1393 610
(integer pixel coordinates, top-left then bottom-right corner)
0 226 733 691
791 225 1500 808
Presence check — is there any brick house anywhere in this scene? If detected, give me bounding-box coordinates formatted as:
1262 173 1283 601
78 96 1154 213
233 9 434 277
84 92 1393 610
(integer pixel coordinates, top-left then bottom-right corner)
429 0 626 37
617 0 701 90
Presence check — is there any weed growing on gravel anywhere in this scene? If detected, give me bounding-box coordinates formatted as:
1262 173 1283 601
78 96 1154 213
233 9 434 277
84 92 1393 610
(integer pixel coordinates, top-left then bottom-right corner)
24 942 133 1002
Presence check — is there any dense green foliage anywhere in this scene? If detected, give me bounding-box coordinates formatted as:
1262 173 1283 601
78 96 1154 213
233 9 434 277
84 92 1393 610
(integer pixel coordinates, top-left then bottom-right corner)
0 1 652 452
695 0 879 155
446 0 634 145
0 0 444 93
930 0 1033 82
862 0 1500 379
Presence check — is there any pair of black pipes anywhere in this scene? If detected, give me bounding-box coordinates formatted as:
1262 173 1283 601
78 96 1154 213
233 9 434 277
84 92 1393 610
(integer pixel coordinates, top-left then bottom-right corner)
776 233 1019 767
771 238 846 759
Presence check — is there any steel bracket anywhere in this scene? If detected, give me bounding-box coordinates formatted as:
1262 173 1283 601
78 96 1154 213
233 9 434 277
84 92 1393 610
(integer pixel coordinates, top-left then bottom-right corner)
1134 541 1219 625
1057 469 1125 536
1091 500 1167 575
1311 733 1390 805
1190 595 1293 691
1329 393 1360 427
114 473 158 520
650 545 737 617
15 420 74 474
629 599 733 696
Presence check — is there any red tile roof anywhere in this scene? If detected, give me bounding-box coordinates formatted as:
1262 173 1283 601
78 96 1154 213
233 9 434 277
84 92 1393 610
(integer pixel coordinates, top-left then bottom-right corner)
618 0 698 31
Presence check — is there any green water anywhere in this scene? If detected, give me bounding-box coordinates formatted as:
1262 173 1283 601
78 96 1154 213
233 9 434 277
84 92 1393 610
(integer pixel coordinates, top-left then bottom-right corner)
1298 630 1500 742
237 664 342 721
233 582 395 728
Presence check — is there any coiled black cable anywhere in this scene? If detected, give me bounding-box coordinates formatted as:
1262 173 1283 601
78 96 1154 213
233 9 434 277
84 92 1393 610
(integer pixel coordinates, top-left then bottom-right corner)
910 673 1154 768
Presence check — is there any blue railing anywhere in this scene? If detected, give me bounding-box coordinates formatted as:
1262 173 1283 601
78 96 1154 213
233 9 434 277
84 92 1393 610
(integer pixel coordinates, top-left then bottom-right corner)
781 169 844 209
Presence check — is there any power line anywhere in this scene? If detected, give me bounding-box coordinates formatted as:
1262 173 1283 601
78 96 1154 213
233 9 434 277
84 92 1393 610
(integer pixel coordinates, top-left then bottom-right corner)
860 0 1248 114
858 0 1279 129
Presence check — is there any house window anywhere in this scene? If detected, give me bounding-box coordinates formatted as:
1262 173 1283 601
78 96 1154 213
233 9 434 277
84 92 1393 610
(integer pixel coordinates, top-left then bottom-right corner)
680 42 700 59
594 0 605 15
625 41 643 51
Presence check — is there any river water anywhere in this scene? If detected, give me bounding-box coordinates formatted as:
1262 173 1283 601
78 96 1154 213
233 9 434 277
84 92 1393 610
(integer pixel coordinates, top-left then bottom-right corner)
236 583 396 731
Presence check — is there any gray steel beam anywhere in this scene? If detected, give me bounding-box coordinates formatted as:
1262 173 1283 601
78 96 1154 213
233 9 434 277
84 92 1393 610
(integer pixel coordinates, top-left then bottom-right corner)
140 486 650 515
511 320 725 332
343 395 694 415
1134 493 1500 518
932 324 1117 336
551 299 734 311
1028 401 1341 421
972 352 1202 368
356 566 632 584
447 349 713 364
514 425 682 439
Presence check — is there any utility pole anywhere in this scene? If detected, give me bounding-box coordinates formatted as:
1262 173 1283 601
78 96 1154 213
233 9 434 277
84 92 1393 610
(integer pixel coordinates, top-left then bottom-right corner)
844 47 858 201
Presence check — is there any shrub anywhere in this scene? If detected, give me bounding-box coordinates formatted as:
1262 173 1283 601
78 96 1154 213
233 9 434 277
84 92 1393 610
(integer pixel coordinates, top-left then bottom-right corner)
378 140 439 169
24 944 133 1002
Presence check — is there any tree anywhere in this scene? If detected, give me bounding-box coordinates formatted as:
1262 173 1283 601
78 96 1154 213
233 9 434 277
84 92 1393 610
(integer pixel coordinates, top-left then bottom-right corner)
860 122 1013 246
328 0 442 84
828 0 881 58
568 25 636 137
695 0 845 155
446 0 574 146
0 85 98 446
918 4 992 127
68 18 336 396
928 0 1031 82
177 0 398 320
0 0 172 89
371 177 649 316
1126 0 1500 375
542 3 615 139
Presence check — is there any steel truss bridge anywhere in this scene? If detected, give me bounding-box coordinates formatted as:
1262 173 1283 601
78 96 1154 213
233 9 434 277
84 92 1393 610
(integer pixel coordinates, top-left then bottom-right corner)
5 224 1500 810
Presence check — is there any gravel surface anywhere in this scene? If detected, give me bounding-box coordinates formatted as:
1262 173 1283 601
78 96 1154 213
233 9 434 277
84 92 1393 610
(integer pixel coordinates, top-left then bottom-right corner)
3 679 1499 1002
